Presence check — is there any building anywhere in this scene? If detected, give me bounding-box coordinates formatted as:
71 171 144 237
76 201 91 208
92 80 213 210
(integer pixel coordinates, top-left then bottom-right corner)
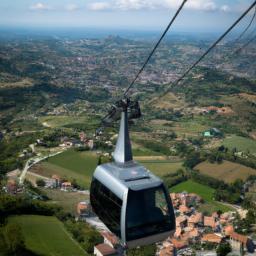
188 212 203 228
61 181 72 191
6 179 17 194
77 202 90 219
94 243 117 256
229 232 255 253
52 174 61 188
100 231 119 248
204 216 218 230
201 233 222 244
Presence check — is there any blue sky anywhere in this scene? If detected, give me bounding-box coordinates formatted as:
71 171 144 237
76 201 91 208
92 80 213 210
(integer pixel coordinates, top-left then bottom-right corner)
0 0 255 33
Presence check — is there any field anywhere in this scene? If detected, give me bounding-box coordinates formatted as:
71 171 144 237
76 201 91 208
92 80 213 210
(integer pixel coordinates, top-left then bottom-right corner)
140 160 183 177
223 135 256 154
170 180 232 213
31 149 184 188
195 160 256 183
40 188 89 215
31 149 98 188
9 215 86 256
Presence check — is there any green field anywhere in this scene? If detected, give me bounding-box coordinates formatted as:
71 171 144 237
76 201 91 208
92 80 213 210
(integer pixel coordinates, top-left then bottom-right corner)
170 180 232 213
40 188 89 215
9 215 86 256
140 160 183 176
223 135 256 154
195 160 256 183
32 149 183 188
31 149 98 188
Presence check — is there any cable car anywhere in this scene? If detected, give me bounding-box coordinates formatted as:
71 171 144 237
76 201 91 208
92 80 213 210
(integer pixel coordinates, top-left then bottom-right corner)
90 99 175 248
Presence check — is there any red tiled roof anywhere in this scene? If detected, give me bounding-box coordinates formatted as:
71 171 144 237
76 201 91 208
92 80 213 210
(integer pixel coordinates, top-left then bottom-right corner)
204 216 216 228
101 231 119 245
179 204 191 214
159 246 174 256
224 225 234 236
171 238 188 249
95 243 116 255
230 232 248 245
188 213 203 224
202 233 222 244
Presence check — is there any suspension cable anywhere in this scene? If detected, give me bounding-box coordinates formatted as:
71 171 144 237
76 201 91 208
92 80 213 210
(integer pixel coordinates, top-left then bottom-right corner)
123 0 188 97
163 0 256 92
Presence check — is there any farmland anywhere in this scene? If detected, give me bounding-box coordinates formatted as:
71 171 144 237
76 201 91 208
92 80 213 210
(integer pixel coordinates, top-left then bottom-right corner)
195 160 256 183
40 188 89 215
31 149 184 188
223 135 256 154
8 215 86 256
30 149 98 188
170 180 232 213
140 160 184 176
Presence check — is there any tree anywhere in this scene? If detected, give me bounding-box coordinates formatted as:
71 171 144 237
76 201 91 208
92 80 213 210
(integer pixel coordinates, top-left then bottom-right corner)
4 223 25 254
216 242 231 256
36 179 46 187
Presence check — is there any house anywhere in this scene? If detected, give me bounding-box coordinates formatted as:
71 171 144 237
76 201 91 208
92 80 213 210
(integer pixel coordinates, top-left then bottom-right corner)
203 128 223 138
77 202 90 218
171 238 188 250
201 233 223 244
229 232 255 253
178 204 191 215
52 174 61 188
188 212 203 228
176 215 187 228
159 244 175 256
100 231 119 248
61 181 72 191
94 243 117 256
6 179 17 194
224 225 234 236
204 216 217 229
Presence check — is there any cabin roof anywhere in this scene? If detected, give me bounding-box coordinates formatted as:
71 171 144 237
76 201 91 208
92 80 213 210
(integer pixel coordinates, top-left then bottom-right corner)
94 161 163 198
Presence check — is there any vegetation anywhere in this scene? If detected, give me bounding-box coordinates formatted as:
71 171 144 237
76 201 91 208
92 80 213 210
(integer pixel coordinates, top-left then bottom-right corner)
8 215 87 256
170 180 232 213
31 149 98 188
195 160 256 183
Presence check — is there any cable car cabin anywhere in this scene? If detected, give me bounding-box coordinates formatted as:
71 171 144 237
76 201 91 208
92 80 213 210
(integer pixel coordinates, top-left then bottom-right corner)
90 161 175 248
90 105 175 248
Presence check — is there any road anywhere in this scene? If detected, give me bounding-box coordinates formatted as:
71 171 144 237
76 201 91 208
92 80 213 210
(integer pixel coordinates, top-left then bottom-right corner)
19 151 63 185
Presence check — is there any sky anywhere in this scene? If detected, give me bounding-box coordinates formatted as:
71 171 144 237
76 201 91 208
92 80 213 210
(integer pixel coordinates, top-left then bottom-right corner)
0 0 255 33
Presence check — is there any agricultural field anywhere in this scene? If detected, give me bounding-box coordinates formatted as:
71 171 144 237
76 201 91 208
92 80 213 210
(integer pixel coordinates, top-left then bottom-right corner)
40 188 89 215
140 160 184 177
8 215 86 256
195 160 256 183
223 135 256 155
170 180 232 213
30 149 98 188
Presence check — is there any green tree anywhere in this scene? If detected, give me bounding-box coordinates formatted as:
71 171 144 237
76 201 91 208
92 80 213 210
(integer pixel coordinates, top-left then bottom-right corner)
36 179 46 187
216 242 232 256
4 223 25 254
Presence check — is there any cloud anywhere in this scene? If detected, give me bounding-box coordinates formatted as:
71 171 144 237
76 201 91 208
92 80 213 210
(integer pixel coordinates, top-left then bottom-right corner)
65 4 79 11
87 0 231 12
220 5 230 12
88 2 111 11
29 3 51 11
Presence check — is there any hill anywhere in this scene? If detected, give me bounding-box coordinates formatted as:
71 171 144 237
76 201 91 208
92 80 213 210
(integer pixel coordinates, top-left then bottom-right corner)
195 160 256 183
8 215 86 256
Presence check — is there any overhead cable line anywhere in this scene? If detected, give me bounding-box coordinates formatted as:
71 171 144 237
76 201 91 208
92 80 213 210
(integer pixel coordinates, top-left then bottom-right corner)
234 33 256 54
123 0 188 97
233 6 256 44
163 0 256 92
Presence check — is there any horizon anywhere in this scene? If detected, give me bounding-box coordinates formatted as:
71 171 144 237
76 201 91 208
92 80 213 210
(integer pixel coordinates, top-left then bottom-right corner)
0 0 255 36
